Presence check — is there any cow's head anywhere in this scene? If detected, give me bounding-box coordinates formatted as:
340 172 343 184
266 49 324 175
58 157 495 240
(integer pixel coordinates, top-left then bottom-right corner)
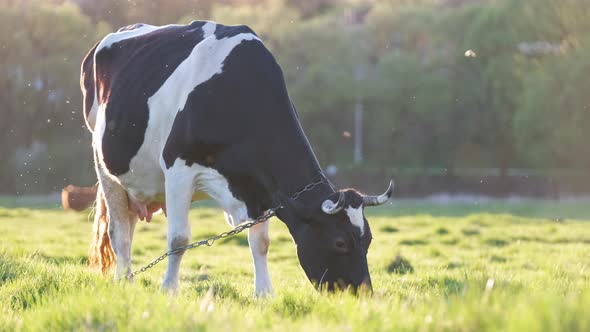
282 181 393 292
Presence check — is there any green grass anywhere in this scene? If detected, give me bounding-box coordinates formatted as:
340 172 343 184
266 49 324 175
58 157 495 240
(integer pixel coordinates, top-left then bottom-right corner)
1 201 590 331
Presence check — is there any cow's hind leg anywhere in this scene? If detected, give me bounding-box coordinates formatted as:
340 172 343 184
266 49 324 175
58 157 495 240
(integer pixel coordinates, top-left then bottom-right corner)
249 220 273 297
161 164 194 293
96 165 138 280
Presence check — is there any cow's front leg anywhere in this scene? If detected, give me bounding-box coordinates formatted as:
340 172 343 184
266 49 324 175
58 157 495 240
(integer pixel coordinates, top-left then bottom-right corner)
248 220 273 297
161 170 193 294
96 166 137 281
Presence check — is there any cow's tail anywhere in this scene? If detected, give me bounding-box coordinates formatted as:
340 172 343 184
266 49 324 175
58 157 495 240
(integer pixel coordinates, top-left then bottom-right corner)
88 187 116 274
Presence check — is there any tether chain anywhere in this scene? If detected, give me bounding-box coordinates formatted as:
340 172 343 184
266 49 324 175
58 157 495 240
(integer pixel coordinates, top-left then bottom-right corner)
122 178 326 280
290 178 325 201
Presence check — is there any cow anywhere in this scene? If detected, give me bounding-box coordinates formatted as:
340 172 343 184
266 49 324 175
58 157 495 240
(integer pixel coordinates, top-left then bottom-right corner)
81 21 393 296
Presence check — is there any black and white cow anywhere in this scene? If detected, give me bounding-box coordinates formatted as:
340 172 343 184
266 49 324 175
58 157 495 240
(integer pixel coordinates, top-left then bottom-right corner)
82 21 393 296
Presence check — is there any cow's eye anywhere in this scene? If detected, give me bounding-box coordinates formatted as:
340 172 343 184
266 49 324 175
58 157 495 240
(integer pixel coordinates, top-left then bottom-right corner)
332 237 349 253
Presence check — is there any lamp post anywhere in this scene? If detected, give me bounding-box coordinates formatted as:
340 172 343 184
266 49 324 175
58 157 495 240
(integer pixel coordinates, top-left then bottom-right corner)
353 65 366 164
345 8 367 165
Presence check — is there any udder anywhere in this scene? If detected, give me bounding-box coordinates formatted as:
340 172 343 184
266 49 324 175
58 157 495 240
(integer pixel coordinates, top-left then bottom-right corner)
126 191 210 222
128 195 166 222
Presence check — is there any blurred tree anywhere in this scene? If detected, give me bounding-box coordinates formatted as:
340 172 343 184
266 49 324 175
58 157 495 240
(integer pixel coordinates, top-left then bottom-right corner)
1 0 590 194
0 0 111 193
367 52 451 168
207 0 300 52
366 0 439 59
76 0 217 28
515 43 590 169
452 0 532 180
514 0 590 169
286 0 337 19
75 0 128 28
364 3 480 171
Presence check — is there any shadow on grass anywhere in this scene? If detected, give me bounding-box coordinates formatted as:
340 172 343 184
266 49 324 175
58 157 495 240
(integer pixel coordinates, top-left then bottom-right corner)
399 239 429 246
435 227 450 235
387 255 414 274
484 238 509 247
445 261 463 269
441 238 461 245
462 227 481 236
489 255 507 263
381 226 399 233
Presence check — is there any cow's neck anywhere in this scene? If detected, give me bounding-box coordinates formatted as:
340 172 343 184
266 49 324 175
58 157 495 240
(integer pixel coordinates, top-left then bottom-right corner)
225 96 335 238
261 116 334 238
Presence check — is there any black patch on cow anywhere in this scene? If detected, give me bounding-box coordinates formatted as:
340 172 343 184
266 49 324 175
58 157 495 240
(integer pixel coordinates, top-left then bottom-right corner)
94 22 207 175
212 24 257 39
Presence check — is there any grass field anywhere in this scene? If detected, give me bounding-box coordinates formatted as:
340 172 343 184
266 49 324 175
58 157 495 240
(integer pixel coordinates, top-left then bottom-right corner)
1 200 589 331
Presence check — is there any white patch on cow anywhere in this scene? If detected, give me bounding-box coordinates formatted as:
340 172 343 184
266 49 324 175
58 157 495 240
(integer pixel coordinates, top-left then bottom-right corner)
93 103 107 170
248 221 273 297
161 158 197 291
86 96 99 131
195 166 249 226
345 206 365 236
201 21 217 38
165 158 249 225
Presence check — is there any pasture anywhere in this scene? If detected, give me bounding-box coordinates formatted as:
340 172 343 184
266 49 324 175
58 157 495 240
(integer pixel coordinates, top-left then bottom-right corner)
1 200 589 331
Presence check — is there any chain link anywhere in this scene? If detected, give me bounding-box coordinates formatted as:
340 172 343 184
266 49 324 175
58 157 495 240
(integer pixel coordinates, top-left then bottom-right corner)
289 178 325 200
123 206 281 280
123 178 327 280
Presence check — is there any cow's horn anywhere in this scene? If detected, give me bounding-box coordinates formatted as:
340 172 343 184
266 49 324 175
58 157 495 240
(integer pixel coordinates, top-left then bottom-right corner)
321 192 346 215
363 180 394 206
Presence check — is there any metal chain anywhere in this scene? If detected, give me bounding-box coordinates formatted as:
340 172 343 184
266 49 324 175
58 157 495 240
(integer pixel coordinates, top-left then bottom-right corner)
124 206 281 280
289 178 325 200
123 177 327 280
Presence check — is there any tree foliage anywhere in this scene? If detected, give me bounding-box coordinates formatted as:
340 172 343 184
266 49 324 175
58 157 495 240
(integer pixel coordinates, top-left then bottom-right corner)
0 0 110 193
1 0 589 193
